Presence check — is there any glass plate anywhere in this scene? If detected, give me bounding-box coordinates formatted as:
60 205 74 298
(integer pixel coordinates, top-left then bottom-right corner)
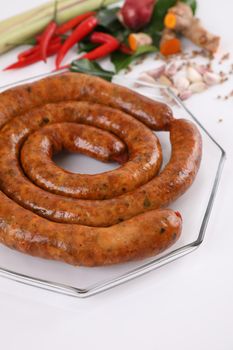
0 72 226 298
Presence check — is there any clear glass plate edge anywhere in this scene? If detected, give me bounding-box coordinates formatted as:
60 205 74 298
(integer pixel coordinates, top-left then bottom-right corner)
0 72 226 298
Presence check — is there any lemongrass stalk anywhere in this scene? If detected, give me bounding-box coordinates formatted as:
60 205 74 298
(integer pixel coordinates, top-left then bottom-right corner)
0 0 94 33
0 3 52 33
0 0 81 36
0 0 114 36
0 0 118 54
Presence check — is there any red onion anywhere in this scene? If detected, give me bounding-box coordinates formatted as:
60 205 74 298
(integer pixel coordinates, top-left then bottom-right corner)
119 0 157 31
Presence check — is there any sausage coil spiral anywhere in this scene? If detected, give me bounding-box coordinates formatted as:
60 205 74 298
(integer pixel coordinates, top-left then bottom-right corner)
0 73 202 266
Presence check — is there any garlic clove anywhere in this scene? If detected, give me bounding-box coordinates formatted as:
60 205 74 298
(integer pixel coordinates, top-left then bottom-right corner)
189 82 207 93
146 65 166 79
165 62 182 77
137 73 156 85
173 76 190 91
186 66 203 83
178 90 193 101
203 72 221 86
158 75 173 87
194 64 211 75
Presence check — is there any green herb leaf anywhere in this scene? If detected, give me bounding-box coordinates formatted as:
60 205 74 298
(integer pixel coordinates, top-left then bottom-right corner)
144 0 176 37
144 0 176 46
96 7 120 29
78 41 98 53
153 0 177 21
70 59 114 81
111 45 157 73
180 0 197 14
96 7 126 36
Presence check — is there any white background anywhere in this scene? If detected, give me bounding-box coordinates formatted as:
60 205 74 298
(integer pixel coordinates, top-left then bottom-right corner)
0 1 233 349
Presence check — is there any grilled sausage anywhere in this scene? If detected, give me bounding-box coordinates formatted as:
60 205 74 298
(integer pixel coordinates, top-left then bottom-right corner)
0 72 173 130
0 105 201 226
0 192 182 266
0 101 163 201
20 119 162 200
0 73 202 266
26 122 128 162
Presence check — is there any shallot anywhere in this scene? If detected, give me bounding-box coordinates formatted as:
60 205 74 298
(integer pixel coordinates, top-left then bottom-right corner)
118 0 156 30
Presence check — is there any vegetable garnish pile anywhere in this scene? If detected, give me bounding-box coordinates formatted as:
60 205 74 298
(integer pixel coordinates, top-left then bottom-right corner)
3 0 220 76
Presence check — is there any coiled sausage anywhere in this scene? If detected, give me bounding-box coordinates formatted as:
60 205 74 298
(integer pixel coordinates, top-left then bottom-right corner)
0 73 201 266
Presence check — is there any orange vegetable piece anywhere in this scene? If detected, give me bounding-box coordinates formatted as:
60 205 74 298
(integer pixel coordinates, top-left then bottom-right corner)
128 33 153 52
160 38 181 56
128 33 138 51
164 13 177 29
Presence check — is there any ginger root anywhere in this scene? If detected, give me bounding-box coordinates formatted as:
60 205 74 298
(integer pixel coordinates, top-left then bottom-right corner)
160 28 182 56
164 2 220 54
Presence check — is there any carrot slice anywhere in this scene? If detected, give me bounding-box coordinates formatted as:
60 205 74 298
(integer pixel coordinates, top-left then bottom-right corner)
160 38 181 56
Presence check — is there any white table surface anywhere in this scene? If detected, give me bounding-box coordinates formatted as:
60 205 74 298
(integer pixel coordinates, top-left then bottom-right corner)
0 1 233 349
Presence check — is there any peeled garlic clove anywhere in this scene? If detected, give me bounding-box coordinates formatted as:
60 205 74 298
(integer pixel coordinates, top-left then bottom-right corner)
137 73 156 85
178 90 193 101
189 82 207 93
158 75 173 87
203 72 221 86
146 65 165 79
174 76 190 91
186 66 203 83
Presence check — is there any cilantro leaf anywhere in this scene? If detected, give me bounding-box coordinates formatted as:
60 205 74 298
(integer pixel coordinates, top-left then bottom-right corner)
70 59 114 81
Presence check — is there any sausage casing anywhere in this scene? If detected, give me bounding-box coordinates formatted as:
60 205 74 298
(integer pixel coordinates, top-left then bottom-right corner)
0 73 202 266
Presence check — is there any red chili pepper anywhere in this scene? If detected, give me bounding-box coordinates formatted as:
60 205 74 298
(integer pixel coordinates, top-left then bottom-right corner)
55 11 96 35
90 32 132 55
35 12 96 42
40 21 58 62
18 36 61 61
37 0 59 62
18 46 38 61
82 41 119 60
4 42 62 70
119 43 133 55
82 32 120 61
90 32 116 44
55 15 98 69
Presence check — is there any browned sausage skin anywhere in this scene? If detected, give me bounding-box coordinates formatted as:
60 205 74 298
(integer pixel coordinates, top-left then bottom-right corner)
20 119 162 200
0 110 201 226
0 73 173 130
0 102 163 201
0 73 202 266
0 194 182 266
22 122 127 163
